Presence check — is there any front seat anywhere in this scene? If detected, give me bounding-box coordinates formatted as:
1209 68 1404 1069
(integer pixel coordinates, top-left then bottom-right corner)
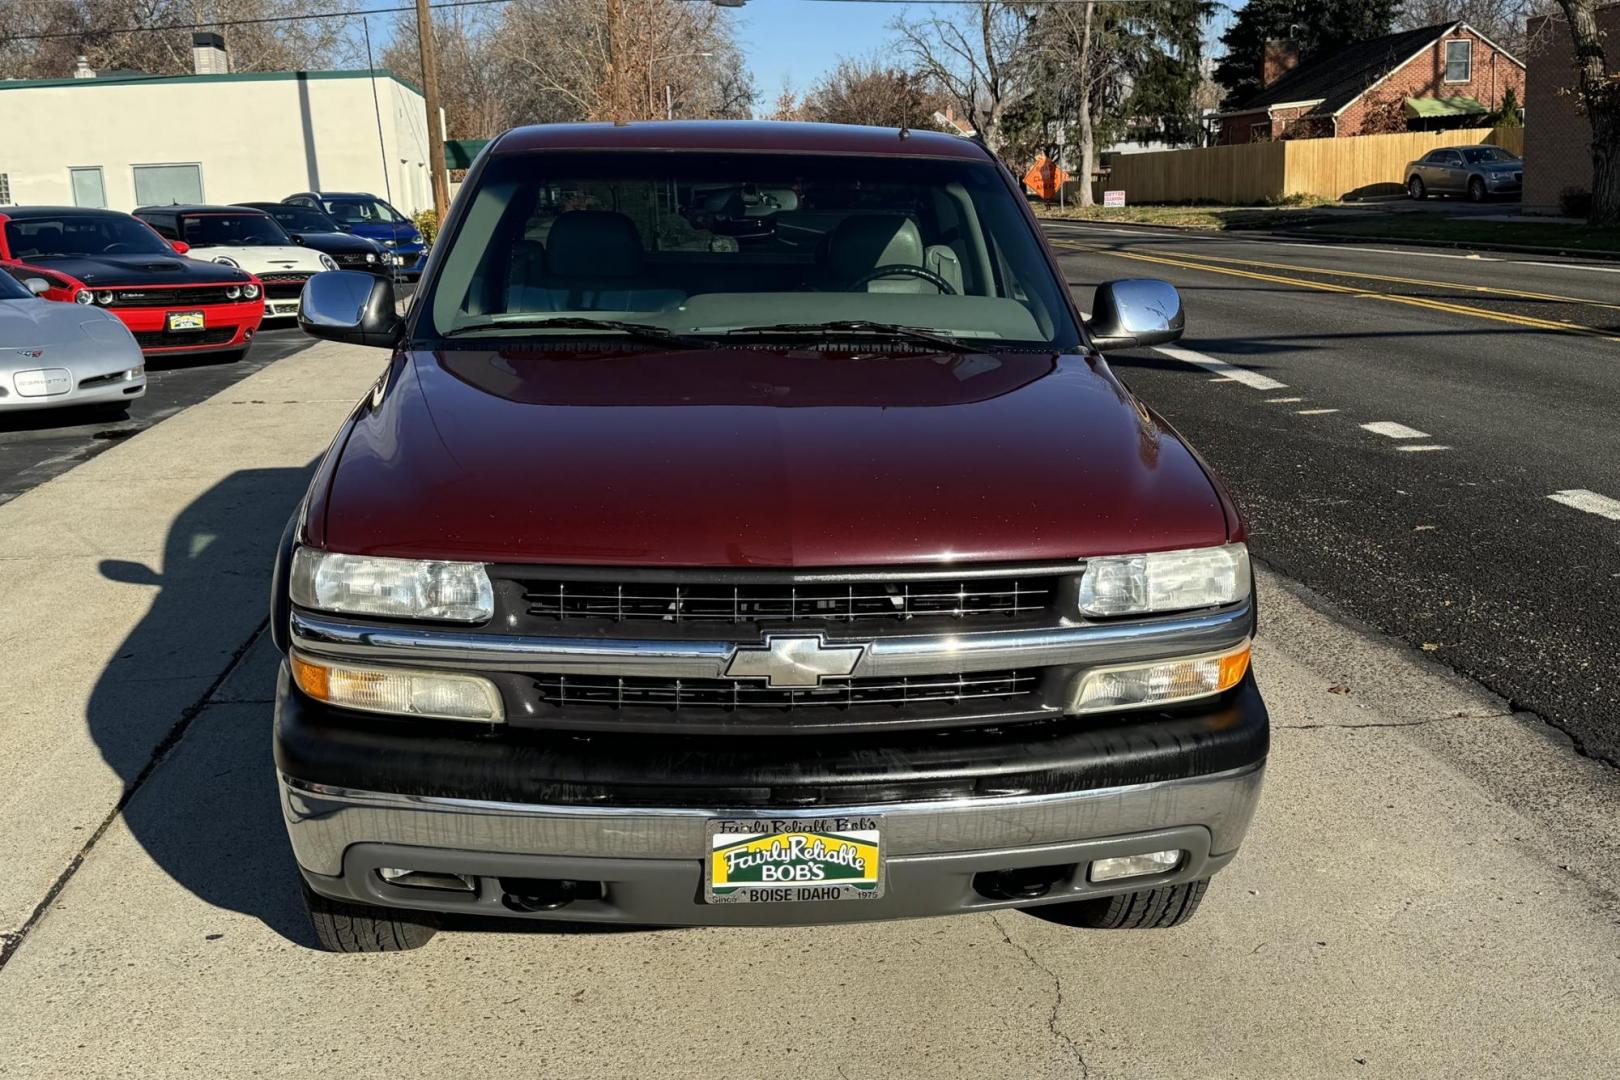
526 210 682 313
825 214 957 293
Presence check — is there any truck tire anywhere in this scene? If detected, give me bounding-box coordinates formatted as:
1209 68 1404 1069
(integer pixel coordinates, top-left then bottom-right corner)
301 882 439 952
1042 879 1209 929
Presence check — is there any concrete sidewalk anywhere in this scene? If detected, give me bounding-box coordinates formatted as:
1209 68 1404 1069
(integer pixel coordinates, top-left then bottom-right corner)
1 341 1617 1078
0 340 384 939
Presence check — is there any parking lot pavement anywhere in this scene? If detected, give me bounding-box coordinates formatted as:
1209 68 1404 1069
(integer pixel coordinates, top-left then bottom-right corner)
1 342 1618 1078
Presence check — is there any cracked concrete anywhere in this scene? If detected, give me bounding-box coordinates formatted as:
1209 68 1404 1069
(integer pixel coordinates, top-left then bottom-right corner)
993 913 1089 1078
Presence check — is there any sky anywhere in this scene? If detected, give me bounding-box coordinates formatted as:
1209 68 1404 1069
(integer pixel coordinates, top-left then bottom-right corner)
730 0 950 99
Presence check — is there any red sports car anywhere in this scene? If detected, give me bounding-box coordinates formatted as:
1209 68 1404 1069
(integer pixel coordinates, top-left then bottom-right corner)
0 207 265 360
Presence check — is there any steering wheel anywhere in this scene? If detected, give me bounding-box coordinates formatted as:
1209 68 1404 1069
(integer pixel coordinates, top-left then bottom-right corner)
848 264 956 294
104 243 133 253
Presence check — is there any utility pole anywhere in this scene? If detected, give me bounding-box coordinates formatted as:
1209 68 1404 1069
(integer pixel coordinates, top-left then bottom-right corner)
414 0 450 222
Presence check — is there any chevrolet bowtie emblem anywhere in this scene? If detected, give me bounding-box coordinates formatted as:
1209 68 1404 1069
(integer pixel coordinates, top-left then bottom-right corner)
723 635 866 688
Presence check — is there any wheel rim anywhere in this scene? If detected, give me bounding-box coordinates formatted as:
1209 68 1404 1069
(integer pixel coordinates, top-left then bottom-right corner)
1470 179 1484 201
1410 179 1423 198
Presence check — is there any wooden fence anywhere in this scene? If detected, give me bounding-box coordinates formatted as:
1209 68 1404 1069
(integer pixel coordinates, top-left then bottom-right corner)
1098 126 1526 204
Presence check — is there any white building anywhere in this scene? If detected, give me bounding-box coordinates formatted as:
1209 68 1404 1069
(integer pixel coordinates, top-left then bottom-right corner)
0 35 442 214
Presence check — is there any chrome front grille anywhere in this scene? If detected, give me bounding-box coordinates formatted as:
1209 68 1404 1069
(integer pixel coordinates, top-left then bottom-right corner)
517 576 1058 627
534 669 1037 712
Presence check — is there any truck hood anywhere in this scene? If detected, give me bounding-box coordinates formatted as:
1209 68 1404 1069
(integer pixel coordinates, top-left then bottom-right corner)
316 346 1232 567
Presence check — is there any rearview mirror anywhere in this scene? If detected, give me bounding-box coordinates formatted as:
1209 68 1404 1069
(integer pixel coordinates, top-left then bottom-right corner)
298 270 403 348
23 277 51 296
1086 279 1184 351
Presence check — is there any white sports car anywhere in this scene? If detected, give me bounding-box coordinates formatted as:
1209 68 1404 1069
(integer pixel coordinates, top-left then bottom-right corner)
0 269 145 416
134 205 334 321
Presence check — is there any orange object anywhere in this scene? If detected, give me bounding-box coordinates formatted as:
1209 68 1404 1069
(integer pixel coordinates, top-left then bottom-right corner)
1022 155 1070 201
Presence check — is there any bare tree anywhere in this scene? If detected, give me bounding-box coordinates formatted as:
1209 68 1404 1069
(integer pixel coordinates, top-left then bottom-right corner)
0 0 362 80
802 56 945 129
382 5 513 139
765 79 812 122
494 0 754 124
1548 0 1620 224
890 1 1031 152
1394 1 1530 58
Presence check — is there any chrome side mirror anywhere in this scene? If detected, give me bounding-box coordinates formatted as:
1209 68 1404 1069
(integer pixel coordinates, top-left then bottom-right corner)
298 270 402 348
23 277 51 296
1086 279 1185 350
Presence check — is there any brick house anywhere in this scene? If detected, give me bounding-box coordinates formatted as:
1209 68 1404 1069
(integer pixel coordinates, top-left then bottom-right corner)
1216 22 1525 144
1521 4 1619 213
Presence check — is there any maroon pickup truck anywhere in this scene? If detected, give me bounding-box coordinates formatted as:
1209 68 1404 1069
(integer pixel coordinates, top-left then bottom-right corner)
274 121 1266 952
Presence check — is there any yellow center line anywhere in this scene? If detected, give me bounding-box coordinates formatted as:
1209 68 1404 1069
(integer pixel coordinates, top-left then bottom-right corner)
1052 240 1620 342
1065 242 1620 313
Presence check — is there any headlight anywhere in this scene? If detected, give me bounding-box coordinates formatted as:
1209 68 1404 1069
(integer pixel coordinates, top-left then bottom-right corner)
1078 543 1249 617
96 291 114 305
225 285 241 300
290 547 494 622
74 288 95 305
1070 643 1251 714
290 652 503 723
212 255 240 268
319 253 339 271
242 283 260 299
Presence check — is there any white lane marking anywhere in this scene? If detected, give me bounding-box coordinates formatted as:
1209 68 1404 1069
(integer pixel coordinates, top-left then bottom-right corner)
1397 444 1451 452
1296 408 1339 415
1515 260 1620 275
1361 421 1431 440
1265 396 1303 403
1548 489 1620 520
1152 343 1287 390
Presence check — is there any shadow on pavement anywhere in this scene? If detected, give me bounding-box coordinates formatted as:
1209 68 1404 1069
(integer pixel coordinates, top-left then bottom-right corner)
90 464 320 947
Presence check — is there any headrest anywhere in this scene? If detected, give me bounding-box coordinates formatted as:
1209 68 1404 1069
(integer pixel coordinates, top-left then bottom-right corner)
826 215 924 281
545 211 643 278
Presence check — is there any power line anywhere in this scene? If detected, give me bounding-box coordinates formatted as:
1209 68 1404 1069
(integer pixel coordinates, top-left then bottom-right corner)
0 0 511 44
3 0 1171 43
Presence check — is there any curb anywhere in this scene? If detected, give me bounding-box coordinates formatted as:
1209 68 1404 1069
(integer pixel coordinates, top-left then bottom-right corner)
1036 214 1620 264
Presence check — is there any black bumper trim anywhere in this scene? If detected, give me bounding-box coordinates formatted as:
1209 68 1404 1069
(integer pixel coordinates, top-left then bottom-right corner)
273 664 1269 809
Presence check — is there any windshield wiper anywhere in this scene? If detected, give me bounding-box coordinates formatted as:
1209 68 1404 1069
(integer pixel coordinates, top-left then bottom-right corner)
443 317 714 349
720 320 981 353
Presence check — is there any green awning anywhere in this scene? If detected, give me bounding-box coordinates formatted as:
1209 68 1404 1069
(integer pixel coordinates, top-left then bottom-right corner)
443 138 489 170
1403 96 1487 119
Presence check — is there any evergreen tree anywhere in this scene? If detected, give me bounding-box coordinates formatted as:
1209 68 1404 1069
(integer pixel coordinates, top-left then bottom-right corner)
1214 0 1399 107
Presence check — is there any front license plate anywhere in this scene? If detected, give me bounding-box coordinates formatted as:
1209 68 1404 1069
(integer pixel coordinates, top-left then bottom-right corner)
166 310 205 331
706 816 884 904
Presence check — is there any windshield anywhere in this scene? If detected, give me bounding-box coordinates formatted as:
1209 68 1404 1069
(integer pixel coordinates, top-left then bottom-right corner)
3 214 172 259
0 270 32 300
266 205 337 232
323 198 407 225
420 150 1080 350
1462 147 1518 165
180 213 291 247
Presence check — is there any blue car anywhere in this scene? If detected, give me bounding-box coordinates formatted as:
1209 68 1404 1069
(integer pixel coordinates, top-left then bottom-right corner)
282 191 427 278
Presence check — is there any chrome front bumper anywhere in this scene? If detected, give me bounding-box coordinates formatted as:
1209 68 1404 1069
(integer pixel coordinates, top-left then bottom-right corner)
282 763 1265 925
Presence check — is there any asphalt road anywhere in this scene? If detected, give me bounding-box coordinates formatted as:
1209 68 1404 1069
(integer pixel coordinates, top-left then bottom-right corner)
1046 220 1620 765
0 321 314 506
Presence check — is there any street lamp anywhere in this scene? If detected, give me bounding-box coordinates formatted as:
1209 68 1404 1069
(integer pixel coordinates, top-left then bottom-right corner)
650 49 713 119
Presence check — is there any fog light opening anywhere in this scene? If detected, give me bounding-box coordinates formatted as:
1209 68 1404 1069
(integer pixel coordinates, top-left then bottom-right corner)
1088 850 1183 883
377 867 477 893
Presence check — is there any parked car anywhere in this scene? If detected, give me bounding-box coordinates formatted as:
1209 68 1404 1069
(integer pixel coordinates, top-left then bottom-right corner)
1405 145 1523 201
0 264 146 417
283 191 427 278
0 207 263 361
275 121 1267 952
235 201 397 275
135 205 332 321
